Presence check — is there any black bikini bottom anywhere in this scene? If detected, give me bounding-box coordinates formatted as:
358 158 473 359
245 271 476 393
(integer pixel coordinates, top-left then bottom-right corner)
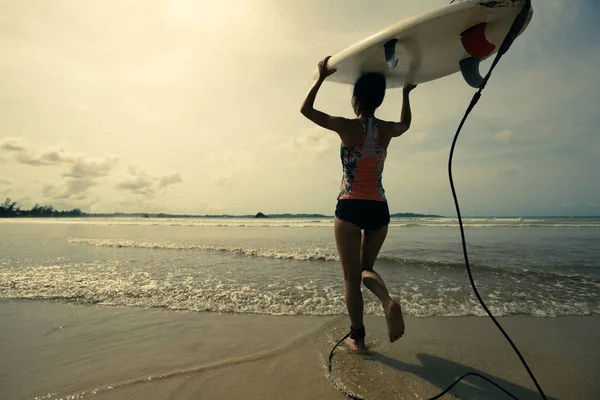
335 199 390 231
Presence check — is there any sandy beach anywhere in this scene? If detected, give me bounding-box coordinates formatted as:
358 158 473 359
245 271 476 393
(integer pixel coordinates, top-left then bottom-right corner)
1 299 598 400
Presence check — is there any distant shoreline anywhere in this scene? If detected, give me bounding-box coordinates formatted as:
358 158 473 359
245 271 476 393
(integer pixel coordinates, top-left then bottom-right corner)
0 212 445 219
3 213 600 219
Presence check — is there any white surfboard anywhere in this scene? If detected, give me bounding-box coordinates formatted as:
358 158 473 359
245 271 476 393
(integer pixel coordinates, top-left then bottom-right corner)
315 0 533 88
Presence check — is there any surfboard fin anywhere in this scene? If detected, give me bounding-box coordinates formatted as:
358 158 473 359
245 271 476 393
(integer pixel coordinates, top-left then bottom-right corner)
384 39 399 70
461 23 496 59
460 57 484 89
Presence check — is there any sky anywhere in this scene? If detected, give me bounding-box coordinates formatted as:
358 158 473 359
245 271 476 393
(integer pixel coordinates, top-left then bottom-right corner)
0 0 599 217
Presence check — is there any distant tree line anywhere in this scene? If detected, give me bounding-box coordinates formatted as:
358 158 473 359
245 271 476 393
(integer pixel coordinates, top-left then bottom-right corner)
1 198 443 219
0 198 83 218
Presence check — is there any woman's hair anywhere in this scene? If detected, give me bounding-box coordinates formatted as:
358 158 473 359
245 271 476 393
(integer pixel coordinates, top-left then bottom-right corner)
352 73 386 113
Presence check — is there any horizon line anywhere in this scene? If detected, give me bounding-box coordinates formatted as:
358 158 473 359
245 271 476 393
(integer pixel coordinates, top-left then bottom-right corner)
3 212 600 219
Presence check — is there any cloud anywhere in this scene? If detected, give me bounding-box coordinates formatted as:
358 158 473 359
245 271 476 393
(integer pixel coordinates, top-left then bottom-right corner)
43 178 96 200
0 137 120 201
0 178 11 185
0 137 28 152
116 165 181 196
1 137 75 165
0 136 181 207
38 150 76 164
16 149 76 166
64 156 118 178
159 172 182 188
0 137 117 176
116 166 155 196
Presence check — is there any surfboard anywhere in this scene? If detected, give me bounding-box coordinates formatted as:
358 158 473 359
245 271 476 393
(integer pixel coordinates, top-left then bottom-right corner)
315 0 533 88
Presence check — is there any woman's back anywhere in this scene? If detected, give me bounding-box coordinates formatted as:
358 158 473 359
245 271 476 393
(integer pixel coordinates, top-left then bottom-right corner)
338 117 387 201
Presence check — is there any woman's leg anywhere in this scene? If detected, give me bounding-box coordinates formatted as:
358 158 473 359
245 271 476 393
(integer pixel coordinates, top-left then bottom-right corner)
360 225 391 302
360 225 405 342
334 217 366 351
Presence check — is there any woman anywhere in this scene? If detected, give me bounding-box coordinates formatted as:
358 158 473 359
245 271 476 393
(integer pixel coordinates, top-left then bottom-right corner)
300 56 417 352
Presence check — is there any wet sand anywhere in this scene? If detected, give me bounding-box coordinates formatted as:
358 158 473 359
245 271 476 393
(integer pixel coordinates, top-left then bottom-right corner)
1 300 598 400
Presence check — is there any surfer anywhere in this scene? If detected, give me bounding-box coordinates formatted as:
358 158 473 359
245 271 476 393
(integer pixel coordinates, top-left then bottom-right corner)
301 56 416 352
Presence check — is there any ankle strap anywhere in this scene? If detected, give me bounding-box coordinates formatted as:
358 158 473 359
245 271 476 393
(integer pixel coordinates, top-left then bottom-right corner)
349 325 366 340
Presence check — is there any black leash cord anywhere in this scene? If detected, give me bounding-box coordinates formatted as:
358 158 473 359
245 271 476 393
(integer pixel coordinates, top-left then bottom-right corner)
328 1 549 399
328 332 364 399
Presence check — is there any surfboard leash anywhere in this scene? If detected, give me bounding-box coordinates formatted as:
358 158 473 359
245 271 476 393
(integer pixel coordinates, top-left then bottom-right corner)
327 331 364 400
328 1 549 399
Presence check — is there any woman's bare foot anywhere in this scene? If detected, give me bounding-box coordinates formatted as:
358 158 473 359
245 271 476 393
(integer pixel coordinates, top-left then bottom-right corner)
384 299 405 342
344 336 369 353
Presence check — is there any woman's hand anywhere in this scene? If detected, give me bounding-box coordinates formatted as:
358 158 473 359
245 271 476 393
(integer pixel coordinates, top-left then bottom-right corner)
318 56 337 81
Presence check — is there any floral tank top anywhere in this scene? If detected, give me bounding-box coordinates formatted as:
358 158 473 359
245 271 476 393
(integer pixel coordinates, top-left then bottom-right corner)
338 117 387 201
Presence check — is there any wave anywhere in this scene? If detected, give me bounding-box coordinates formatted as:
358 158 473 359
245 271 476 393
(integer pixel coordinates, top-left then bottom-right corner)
67 238 600 283
67 238 339 261
6 294 598 318
4 217 600 229
2 266 598 318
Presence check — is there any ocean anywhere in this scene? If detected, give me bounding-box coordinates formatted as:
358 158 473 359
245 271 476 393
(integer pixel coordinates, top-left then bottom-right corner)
2 216 599 319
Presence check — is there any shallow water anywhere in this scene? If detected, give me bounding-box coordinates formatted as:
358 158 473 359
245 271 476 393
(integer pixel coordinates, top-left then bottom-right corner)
1 217 599 317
